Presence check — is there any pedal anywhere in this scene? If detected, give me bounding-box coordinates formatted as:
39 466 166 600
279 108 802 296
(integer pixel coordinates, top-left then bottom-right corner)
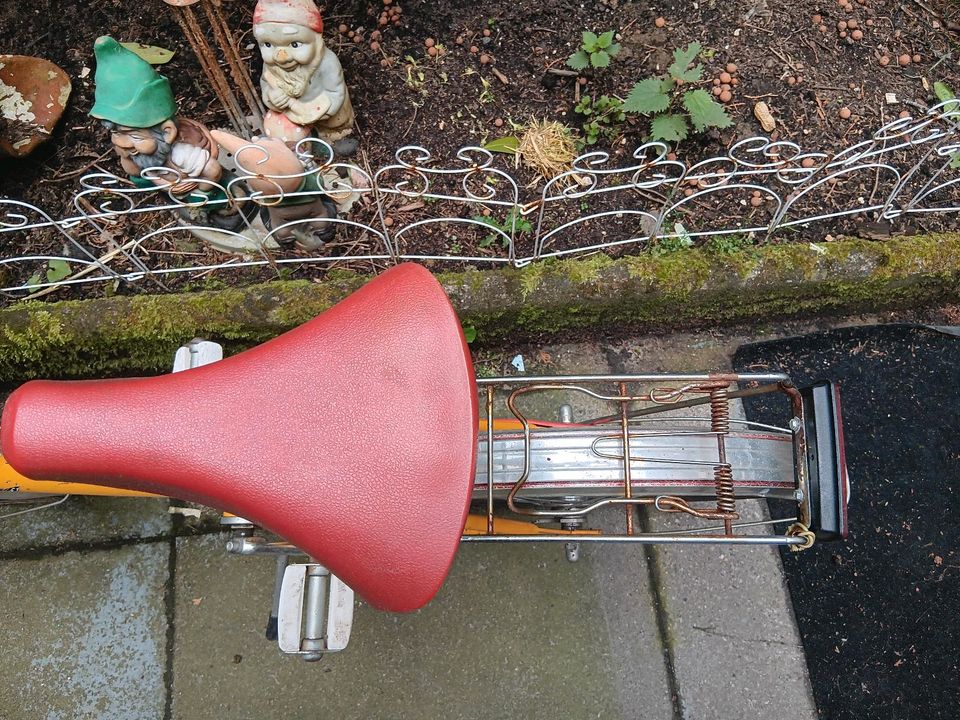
277 563 354 660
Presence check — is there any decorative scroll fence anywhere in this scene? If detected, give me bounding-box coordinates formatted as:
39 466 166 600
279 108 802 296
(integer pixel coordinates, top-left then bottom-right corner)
2 101 959 298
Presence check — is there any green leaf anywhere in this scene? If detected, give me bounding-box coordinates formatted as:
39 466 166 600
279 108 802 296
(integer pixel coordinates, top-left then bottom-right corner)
462 324 477 343
597 31 615 48
683 89 733 131
45 259 71 283
675 65 703 83
950 153 960 170
567 50 590 70
24 272 42 289
623 78 672 114
590 50 611 68
582 31 599 49
120 42 175 65
650 114 689 142
607 42 621 57
472 214 499 229
583 120 600 144
667 42 702 82
483 136 520 154
506 207 534 235
934 81 956 103
934 81 960 112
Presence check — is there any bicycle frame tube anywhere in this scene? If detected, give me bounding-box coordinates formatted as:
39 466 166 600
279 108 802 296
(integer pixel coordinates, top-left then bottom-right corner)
0 456 156 497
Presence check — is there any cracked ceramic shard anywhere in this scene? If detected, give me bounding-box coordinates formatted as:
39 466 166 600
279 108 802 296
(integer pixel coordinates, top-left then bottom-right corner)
0 55 72 158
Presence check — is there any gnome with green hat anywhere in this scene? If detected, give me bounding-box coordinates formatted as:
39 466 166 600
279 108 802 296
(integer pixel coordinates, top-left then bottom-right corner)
90 36 229 207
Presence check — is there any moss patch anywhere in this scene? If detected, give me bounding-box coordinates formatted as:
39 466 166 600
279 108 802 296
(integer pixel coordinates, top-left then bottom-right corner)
1 233 958 381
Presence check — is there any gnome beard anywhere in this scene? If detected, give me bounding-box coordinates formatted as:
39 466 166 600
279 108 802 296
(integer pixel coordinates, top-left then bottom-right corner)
128 129 173 171
266 52 324 100
99 120 172 171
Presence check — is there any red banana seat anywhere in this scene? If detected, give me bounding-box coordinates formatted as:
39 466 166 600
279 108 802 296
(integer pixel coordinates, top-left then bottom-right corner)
1 263 478 612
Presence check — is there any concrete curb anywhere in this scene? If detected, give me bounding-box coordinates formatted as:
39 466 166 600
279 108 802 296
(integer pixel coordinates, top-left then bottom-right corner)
0 233 958 381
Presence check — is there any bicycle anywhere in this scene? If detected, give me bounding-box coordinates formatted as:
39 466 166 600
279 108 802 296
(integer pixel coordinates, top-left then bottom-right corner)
0 262 848 660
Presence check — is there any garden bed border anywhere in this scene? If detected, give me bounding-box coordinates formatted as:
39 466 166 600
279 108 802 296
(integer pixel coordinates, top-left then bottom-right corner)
1 233 958 381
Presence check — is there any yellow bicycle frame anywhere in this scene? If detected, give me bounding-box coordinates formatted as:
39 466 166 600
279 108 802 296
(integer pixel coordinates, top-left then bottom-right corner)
0 456 154 497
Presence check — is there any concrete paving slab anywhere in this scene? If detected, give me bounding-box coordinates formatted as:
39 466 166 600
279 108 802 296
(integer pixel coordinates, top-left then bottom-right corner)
171 515 673 720
643 500 816 720
0 496 170 554
0 542 170 720
0 327 825 720
606 337 817 719
485 341 614 423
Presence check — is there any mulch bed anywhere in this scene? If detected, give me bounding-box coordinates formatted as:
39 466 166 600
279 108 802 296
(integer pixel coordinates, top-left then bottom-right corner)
1 0 959 295
734 324 960 720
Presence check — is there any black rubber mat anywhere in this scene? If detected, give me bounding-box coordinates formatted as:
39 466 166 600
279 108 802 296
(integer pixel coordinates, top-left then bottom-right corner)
733 324 960 720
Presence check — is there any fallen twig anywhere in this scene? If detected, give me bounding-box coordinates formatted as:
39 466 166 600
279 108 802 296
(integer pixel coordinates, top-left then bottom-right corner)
400 103 420 141
39 149 114 184
769 46 801 73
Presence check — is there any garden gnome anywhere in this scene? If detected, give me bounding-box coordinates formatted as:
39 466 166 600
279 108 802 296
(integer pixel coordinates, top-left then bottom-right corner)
211 129 338 250
89 36 247 231
253 0 355 150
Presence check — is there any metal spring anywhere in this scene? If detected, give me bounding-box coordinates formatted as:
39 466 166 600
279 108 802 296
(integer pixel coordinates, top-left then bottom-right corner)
709 387 737 515
713 463 737 514
709 387 731 434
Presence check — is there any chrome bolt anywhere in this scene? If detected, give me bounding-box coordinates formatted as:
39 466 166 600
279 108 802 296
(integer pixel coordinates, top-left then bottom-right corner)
789 417 802 432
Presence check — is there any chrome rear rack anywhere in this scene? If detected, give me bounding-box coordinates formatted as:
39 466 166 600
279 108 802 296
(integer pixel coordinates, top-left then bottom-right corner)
471 373 814 549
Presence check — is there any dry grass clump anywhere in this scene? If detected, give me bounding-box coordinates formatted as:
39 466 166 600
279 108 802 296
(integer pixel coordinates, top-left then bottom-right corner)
516 120 577 184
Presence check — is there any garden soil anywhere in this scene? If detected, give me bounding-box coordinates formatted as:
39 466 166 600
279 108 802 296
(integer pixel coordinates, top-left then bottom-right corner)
1 0 960 285
734 324 960 720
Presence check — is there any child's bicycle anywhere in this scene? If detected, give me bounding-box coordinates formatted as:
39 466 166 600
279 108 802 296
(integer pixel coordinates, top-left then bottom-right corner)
0 263 848 660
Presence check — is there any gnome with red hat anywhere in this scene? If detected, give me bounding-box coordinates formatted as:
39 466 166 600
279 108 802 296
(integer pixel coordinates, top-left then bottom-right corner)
253 0 355 150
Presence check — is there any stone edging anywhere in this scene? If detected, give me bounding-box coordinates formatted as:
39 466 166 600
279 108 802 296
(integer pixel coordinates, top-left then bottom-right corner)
0 234 957 381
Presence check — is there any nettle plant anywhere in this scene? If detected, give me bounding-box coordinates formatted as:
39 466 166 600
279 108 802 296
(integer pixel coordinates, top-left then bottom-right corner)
471 206 533 248
623 42 732 142
574 94 626 145
567 30 621 71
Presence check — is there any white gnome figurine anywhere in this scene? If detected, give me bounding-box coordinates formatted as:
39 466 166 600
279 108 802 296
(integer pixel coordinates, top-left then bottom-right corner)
253 0 355 151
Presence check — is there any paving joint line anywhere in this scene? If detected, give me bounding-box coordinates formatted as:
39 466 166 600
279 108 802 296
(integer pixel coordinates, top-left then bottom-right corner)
638 507 685 720
0 527 228 561
162 537 178 720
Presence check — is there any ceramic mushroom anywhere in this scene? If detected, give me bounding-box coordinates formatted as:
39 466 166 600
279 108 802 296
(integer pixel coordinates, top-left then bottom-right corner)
0 55 71 158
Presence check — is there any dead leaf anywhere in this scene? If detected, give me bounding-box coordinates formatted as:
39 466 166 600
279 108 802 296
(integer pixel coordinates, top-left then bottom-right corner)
120 42 175 65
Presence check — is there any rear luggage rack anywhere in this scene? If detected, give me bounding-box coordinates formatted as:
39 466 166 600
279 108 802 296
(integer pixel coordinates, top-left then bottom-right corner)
466 373 839 549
